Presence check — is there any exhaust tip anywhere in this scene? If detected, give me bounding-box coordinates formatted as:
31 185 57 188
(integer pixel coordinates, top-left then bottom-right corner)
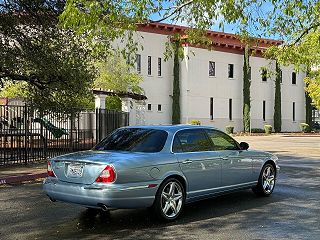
97 203 109 212
49 196 56 202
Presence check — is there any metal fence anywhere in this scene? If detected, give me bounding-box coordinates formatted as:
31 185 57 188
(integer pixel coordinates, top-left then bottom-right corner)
0 105 129 166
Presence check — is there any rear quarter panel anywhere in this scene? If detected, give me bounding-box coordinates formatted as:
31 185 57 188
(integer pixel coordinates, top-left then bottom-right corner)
112 153 182 185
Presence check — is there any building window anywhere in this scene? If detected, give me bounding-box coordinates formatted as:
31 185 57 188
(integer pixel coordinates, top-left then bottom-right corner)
147 104 152 111
263 100 266 121
158 104 162 111
229 99 232 121
248 66 251 80
148 56 152 75
210 97 214 120
292 72 297 84
228 64 234 78
209 61 215 77
136 54 141 73
293 102 296 122
158 58 162 76
262 69 267 82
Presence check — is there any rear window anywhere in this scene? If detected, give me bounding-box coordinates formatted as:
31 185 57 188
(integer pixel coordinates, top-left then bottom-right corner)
94 128 168 153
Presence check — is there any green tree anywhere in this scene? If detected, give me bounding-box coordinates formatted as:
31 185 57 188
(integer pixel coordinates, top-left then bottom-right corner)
243 44 251 132
0 0 95 114
94 53 143 94
274 62 282 132
93 52 144 111
305 70 320 110
105 96 122 111
60 1 319 50
0 81 28 98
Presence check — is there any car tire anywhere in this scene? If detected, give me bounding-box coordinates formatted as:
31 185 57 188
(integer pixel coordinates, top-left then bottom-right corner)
252 163 276 197
152 178 186 222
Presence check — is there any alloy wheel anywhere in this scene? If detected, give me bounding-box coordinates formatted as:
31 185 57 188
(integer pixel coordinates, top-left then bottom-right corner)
160 181 183 218
262 166 275 194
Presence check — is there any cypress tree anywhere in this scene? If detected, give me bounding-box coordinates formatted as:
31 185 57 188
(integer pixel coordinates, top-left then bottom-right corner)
274 61 282 132
243 44 251 132
305 67 313 126
172 41 181 124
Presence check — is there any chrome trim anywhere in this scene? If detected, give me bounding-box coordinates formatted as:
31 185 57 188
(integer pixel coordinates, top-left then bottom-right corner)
84 187 103 190
181 159 193 164
188 181 257 194
119 185 150 191
53 159 106 165
84 185 151 191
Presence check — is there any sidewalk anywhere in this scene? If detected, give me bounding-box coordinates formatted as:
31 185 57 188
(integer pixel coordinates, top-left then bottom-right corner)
0 161 47 185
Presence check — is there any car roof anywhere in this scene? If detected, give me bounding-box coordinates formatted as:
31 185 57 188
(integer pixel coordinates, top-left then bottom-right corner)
125 124 219 133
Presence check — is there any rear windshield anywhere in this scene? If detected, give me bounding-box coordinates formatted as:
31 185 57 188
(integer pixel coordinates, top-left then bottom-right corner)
93 128 168 153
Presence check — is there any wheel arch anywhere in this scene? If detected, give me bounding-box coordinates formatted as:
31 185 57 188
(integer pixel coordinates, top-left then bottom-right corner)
158 173 188 194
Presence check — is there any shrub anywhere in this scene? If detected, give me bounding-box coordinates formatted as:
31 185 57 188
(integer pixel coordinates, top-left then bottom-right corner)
264 125 272 134
251 128 265 133
226 126 234 134
190 120 201 125
300 123 311 133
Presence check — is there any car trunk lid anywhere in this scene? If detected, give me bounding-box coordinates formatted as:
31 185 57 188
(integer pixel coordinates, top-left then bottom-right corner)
50 150 116 185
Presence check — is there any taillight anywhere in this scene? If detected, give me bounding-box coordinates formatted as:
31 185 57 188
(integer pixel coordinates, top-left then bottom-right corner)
47 161 56 177
95 165 116 183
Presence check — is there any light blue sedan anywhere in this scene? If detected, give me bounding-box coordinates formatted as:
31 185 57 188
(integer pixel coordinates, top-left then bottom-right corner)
43 125 279 221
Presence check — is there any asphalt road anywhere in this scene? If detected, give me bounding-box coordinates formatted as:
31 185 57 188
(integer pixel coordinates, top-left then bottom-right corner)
0 135 319 240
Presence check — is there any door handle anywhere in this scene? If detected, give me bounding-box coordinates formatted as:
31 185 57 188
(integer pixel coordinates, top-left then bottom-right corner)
182 159 193 164
221 157 229 160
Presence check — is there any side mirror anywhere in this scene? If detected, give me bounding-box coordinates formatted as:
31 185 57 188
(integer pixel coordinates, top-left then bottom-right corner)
240 142 249 150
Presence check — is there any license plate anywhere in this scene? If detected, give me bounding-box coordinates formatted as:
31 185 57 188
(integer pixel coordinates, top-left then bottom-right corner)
67 163 84 178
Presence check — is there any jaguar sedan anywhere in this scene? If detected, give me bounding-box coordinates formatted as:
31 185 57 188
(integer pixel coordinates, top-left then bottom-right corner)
43 125 279 221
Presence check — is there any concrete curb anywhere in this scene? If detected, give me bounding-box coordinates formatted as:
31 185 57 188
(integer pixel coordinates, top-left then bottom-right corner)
0 172 47 185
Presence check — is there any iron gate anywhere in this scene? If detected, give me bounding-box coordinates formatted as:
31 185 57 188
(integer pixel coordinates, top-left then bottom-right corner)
0 105 129 166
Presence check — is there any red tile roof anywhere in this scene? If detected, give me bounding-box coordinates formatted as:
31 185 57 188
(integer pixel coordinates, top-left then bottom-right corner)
137 22 282 56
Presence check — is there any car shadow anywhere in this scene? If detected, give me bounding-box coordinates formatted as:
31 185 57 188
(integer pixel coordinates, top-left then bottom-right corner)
56 188 287 239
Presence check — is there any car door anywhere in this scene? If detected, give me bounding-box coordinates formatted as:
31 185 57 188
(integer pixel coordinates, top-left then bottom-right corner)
173 129 222 199
205 129 253 188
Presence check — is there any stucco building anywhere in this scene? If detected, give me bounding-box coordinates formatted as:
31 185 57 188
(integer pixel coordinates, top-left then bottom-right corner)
126 22 306 132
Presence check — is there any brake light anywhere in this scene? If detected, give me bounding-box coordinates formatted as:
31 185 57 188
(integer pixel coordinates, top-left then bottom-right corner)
95 165 116 183
47 161 56 177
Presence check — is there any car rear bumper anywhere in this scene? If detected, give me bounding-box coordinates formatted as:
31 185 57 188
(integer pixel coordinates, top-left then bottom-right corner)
43 178 159 209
